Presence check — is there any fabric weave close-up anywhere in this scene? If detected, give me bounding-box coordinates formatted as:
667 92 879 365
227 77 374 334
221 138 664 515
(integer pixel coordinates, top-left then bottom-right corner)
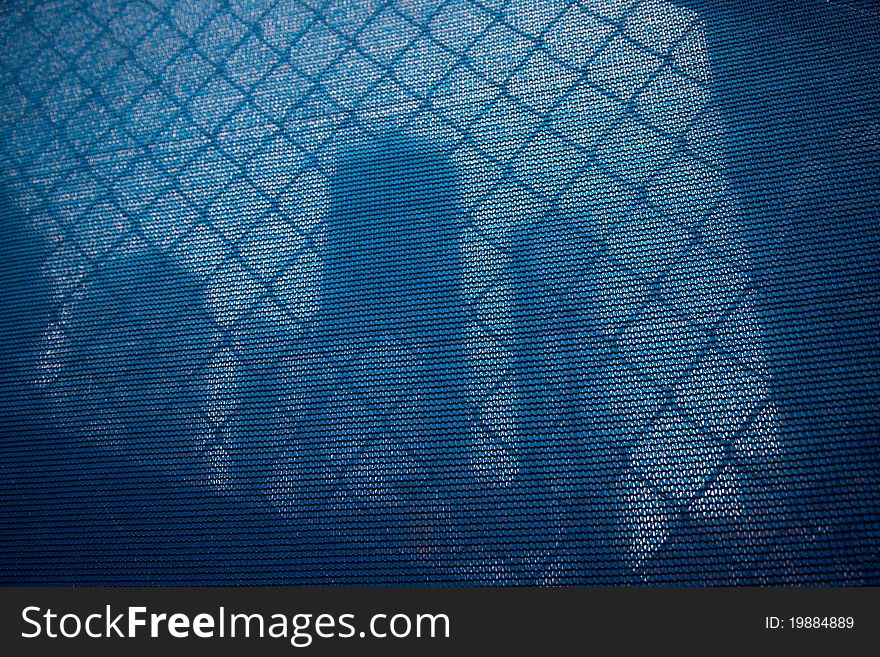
0 0 877 585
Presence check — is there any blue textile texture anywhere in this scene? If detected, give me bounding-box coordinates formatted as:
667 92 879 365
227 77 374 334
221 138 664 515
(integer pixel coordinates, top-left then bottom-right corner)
0 0 877 584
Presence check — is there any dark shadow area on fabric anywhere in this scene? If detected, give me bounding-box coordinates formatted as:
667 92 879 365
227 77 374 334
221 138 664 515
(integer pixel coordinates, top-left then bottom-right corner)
0 187 57 581
0 248 252 583
231 135 482 582
510 209 630 584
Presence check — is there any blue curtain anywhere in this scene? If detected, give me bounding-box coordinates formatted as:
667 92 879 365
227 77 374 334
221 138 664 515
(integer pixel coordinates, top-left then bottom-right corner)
0 0 877 584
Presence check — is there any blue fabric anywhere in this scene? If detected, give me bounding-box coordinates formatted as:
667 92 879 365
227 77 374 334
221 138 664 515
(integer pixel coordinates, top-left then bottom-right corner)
0 0 877 584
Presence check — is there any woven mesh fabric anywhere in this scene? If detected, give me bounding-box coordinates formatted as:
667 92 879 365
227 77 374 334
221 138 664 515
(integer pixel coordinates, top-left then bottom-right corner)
0 0 878 584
